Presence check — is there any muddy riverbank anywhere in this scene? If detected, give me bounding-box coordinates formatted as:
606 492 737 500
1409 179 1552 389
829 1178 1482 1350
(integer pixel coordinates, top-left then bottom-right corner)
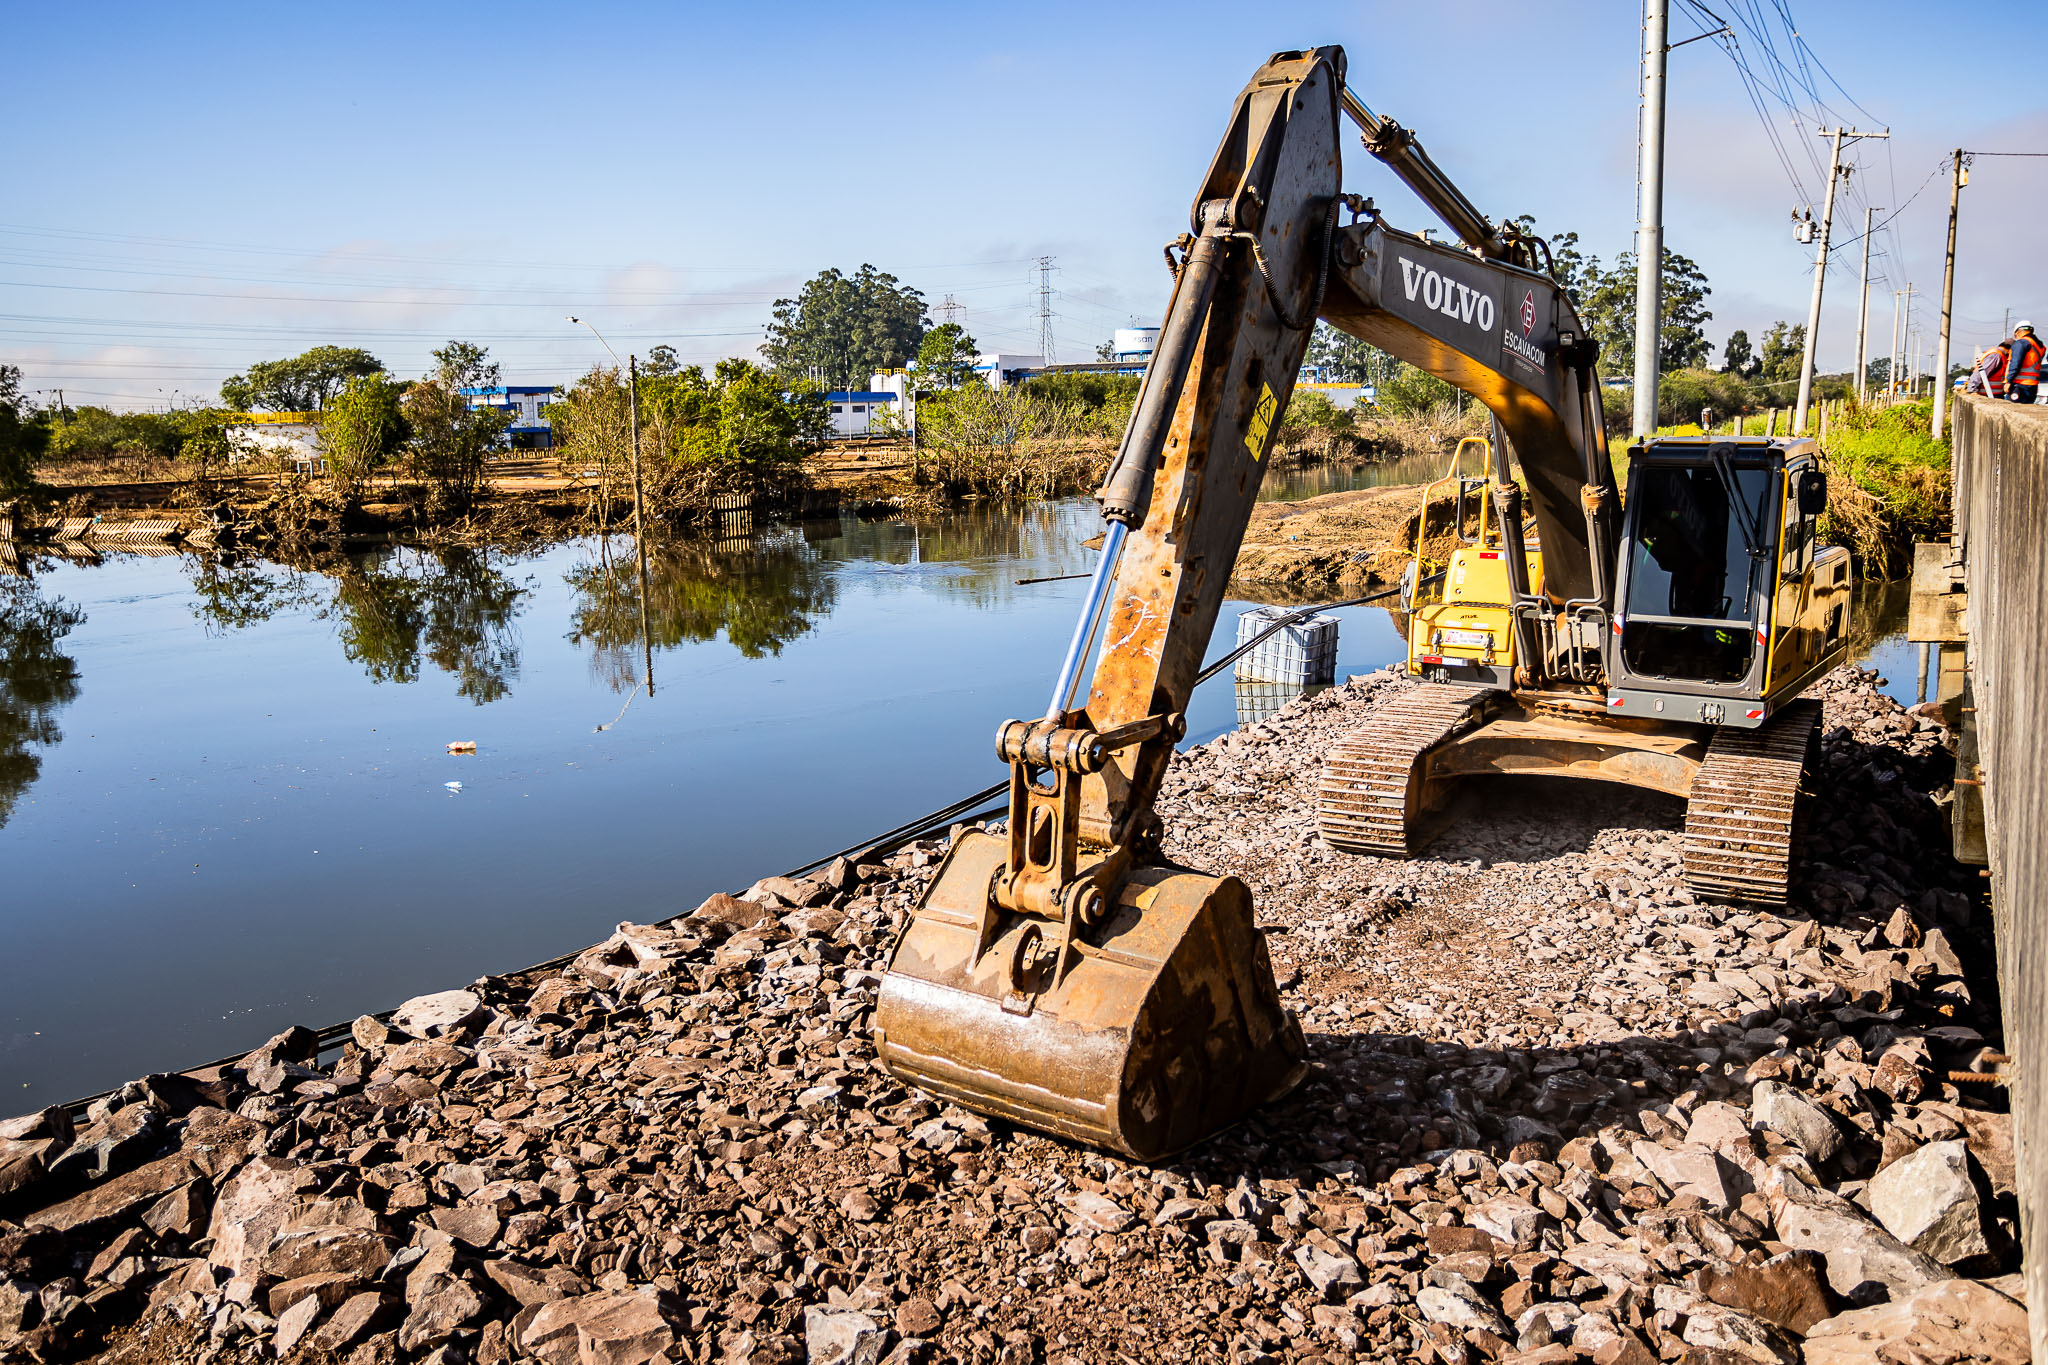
0 667 2018 1364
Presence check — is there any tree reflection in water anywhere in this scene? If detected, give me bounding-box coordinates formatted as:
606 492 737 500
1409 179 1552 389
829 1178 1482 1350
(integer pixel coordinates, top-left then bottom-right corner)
0 579 84 828
565 529 837 690
326 547 531 705
187 548 533 705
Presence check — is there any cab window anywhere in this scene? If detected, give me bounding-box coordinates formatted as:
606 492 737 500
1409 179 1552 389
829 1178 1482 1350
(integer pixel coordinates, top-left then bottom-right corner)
1622 461 1772 684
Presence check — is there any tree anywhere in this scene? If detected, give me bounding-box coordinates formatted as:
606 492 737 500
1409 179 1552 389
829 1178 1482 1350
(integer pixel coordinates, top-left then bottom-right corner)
761 264 928 391
220 346 385 412
430 340 499 391
1376 361 1461 416
1306 322 1381 383
643 344 682 378
0 364 50 498
1576 246 1713 375
671 359 822 473
1864 355 1891 391
404 379 509 516
1511 216 1596 308
1722 329 1758 379
318 373 406 505
914 324 979 389
1758 321 1805 388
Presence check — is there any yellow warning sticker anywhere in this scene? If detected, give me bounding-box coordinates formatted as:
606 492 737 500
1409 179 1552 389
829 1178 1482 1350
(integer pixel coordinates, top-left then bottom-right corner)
1245 383 1278 462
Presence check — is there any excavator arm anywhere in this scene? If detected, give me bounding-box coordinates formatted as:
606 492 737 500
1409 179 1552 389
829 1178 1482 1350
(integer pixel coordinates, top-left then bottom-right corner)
875 45 1618 1159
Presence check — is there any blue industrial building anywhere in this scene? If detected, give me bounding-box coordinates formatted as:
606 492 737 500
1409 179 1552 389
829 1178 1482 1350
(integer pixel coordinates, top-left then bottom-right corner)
460 385 558 449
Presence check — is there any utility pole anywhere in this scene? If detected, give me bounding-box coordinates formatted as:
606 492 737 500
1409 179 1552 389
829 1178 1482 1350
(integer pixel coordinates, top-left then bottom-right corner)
1631 0 1669 439
1932 150 1966 438
1891 285 1913 394
1035 257 1057 365
1854 205 1879 400
1794 126 1888 433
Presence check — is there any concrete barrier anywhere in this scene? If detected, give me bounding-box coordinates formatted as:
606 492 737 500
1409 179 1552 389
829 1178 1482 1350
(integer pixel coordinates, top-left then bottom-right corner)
1951 392 2048 1352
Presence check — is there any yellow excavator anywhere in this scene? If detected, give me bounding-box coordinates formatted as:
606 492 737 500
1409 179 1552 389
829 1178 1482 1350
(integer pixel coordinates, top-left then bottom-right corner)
874 46 1852 1160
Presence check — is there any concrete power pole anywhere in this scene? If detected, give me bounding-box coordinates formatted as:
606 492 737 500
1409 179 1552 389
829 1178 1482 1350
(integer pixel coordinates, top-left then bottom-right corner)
1794 126 1887 433
1932 150 1966 439
1854 205 1879 401
1631 0 1669 439
1890 285 1913 395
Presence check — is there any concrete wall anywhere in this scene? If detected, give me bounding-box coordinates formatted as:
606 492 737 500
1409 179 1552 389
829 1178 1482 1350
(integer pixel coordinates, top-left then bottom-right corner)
1951 393 2048 1354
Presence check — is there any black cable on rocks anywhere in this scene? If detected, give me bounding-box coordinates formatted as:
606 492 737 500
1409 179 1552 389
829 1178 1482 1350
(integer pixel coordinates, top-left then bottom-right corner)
782 577 1426 876
59 580 1422 1116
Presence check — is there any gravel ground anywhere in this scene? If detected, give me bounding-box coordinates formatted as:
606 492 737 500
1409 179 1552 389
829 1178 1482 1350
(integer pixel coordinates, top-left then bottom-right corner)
0 667 2021 1365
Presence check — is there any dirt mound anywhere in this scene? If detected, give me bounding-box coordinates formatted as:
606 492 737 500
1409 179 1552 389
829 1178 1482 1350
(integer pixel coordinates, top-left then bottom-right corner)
1232 484 1465 597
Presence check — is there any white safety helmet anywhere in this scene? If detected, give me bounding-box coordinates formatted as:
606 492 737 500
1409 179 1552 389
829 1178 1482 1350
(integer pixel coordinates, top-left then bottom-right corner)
2019 320 2036 333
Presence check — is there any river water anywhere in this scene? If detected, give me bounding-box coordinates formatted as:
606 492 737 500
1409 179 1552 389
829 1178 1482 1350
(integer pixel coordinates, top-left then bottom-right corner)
0 469 1917 1104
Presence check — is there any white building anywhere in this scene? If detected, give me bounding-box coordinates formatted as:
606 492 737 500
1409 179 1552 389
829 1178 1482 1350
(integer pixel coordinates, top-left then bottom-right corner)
825 374 910 437
969 353 1045 389
224 412 324 471
1294 381 1376 409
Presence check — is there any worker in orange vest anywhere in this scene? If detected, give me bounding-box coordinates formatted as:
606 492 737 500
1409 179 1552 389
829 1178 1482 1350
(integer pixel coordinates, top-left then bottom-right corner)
1999 322 2042 404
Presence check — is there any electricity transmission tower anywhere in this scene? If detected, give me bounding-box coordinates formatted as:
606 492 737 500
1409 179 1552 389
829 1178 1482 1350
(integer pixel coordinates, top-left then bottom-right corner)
939 294 962 328
1035 256 1057 364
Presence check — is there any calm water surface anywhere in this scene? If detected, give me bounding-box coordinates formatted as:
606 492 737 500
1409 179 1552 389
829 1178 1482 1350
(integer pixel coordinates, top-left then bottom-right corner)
0 490 1915 1104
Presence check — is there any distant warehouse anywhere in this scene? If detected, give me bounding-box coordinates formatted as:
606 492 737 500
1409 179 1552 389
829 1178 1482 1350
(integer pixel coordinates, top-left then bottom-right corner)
459 385 557 449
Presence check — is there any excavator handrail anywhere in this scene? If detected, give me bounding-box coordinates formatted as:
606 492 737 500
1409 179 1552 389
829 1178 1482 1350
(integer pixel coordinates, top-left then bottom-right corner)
1410 435 1493 569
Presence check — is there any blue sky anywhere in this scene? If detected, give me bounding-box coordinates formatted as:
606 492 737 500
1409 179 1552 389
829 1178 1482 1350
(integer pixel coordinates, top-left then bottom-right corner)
4 1 2042 408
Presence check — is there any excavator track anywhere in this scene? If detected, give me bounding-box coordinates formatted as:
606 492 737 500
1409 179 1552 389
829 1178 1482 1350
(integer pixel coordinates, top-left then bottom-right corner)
1317 683 1490 856
1680 699 1822 905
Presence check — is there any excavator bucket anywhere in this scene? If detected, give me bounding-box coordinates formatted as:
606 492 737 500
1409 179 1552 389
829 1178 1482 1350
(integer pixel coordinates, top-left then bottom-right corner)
873 832 1307 1161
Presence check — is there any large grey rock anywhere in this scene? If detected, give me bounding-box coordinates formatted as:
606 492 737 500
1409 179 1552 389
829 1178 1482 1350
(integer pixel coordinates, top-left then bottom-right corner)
1466 1195 1545 1249
1416 1277 1510 1336
1749 1081 1843 1163
804 1305 887 1365
1514 1301 1582 1351
1763 1165 1945 1301
1631 1141 1748 1212
1866 1138 1992 1265
390 989 483 1040
520 1289 676 1365
1680 1304 1797 1363
1293 1242 1362 1297
1802 1277 2028 1365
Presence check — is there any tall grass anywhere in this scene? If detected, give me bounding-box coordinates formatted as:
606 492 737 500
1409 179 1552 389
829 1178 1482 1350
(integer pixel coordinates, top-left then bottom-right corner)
1819 400 1949 577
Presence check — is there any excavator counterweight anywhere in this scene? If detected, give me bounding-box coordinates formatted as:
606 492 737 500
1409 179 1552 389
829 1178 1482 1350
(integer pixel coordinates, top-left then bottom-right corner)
876 44 1850 1158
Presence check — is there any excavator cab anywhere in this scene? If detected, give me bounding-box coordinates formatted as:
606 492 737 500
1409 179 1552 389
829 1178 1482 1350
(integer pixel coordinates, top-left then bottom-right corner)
1607 437 1853 723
